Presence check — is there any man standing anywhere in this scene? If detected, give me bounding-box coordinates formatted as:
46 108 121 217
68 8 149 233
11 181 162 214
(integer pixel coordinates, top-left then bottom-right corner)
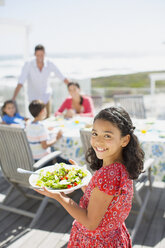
12 44 69 117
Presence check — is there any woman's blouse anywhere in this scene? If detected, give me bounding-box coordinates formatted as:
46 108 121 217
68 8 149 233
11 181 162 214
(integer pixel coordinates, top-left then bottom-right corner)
55 95 94 117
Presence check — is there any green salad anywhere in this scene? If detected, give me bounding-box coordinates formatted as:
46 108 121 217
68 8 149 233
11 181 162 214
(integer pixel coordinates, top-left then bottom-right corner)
36 163 87 189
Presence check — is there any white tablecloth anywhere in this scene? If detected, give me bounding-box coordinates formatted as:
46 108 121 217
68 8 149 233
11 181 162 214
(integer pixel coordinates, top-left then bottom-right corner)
45 116 93 166
133 119 165 182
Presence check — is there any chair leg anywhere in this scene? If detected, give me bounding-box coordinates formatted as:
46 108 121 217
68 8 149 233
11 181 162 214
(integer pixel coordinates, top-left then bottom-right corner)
133 183 142 206
1 184 58 228
2 185 15 204
12 183 30 199
131 190 151 243
0 203 35 218
29 196 49 228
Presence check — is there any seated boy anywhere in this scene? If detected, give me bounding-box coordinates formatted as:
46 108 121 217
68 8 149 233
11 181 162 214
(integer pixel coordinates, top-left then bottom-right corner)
26 100 65 164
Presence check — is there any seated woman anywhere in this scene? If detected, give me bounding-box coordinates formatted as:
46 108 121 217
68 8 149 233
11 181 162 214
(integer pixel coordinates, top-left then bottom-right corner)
55 82 94 118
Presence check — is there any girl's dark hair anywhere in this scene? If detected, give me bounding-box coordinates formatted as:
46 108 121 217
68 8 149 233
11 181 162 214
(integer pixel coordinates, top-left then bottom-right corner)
29 100 46 117
86 107 144 180
1 100 17 116
67 82 83 105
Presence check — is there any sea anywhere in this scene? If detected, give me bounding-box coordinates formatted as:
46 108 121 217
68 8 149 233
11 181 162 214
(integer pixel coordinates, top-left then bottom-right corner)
1 51 165 82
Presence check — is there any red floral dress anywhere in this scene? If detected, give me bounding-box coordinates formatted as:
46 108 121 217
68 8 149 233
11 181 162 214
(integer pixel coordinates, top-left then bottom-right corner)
67 163 133 248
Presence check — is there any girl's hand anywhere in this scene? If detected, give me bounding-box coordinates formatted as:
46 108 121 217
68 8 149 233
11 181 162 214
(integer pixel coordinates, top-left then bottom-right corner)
33 160 78 199
33 187 65 201
69 159 78 165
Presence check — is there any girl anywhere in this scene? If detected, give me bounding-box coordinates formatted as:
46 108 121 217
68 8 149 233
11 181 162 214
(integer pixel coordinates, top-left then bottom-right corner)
1 100 27 128
34 107 144 247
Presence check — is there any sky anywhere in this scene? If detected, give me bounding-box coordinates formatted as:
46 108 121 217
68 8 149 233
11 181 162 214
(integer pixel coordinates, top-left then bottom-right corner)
0 0 165 55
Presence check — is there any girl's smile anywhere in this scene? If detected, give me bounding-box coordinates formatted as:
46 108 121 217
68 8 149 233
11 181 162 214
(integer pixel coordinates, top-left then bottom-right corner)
91 119 129 166
95 147 108 152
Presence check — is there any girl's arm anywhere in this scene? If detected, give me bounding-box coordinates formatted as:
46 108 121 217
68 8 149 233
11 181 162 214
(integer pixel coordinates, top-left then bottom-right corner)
34 186 113 231
12 84 23 101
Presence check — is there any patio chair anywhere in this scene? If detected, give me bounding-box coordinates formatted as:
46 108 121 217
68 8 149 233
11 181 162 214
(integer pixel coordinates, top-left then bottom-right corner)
113 94 146 119
91 95 103 111
0 124 61 228
80 128 93 174
80 128 154 243
131 158 154 242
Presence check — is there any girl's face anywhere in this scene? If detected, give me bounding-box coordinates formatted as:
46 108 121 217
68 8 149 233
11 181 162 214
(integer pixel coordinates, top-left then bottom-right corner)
4 103 16 117
91 119 130 166
68 85 80 98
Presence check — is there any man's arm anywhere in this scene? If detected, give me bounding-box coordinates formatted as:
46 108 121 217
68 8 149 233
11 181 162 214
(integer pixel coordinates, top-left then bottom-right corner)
12 61 30 100
50 61 69 85
12 84 23 101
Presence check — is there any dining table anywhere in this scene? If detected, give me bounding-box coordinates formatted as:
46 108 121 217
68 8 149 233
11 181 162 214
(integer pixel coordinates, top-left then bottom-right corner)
44 116 93 166
132 118 165 182
44 116 165 182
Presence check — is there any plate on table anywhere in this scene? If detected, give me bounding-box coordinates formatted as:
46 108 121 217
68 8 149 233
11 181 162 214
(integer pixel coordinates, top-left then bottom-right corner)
29 163 92 194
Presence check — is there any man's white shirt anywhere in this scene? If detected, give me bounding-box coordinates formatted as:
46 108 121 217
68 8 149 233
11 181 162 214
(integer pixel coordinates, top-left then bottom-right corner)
18 58 65 104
